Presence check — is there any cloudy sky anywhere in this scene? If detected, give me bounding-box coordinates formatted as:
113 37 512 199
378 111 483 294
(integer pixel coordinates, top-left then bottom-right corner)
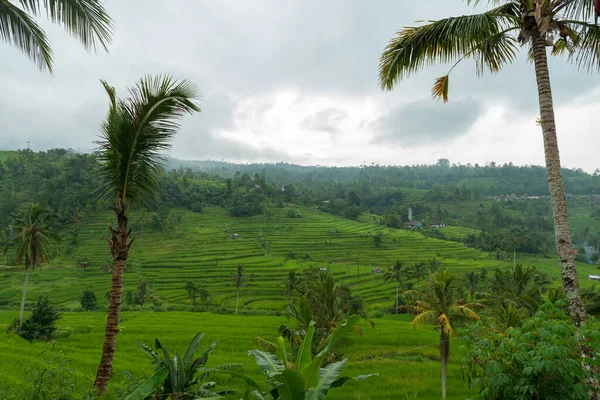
1 0 599 171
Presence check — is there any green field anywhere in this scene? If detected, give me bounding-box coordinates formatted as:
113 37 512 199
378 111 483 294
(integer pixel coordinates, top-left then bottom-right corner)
2 205 599 399
1 205 598 314
0 150 17 162
0 311 477 399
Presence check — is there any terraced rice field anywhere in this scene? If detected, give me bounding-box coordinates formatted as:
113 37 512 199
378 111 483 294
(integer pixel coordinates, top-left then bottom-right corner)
1 205 597 314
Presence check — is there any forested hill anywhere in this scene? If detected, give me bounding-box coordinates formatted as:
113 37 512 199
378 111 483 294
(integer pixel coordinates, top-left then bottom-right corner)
167 157 600 197
1 149 600 260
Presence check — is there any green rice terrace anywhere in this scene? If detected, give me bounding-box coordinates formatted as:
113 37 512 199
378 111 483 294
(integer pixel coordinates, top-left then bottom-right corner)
2 205 594 313
1 205 599 399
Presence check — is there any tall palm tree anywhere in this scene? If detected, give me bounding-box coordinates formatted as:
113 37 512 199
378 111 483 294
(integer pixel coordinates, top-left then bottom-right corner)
280 269 299 304
2 203 60 332
231 265 253 315
379 0 598 332
93 75 200 395
490 263 549 313
0 0 113 72
402 269 483 399
384 260 409 309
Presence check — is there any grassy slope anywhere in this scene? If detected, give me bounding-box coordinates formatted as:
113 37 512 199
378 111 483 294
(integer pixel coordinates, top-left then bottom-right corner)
0 150 18 162
1 205 598 314
0 311 476 399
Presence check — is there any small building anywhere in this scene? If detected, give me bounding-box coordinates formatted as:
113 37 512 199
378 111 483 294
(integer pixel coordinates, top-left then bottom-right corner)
319 267 328 272
430 220 446 228
231 233 239 239
406 220 422 229
79 262 88 268
372 267 383 274
588 275 600 281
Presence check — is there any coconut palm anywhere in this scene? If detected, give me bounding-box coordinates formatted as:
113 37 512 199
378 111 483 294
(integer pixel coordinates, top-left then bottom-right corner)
384 260 409 309
2 203 60 332
413 261 427 282
0 0 113 72
231 265 253 315
281 269 300 304
402 269 483 399
379 0 598 332
93 75 200 395
465 271 479 301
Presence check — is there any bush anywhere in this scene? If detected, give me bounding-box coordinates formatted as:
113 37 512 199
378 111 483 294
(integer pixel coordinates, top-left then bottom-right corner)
20 295 61 341
461 302 600 399
79 289 98 311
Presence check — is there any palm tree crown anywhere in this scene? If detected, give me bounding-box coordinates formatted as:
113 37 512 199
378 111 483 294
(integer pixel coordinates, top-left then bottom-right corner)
0 0 113 72
379 0 600 101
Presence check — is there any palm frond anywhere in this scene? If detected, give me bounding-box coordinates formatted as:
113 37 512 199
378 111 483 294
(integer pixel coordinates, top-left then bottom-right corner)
95 75 201 207
0 0 53 71
411 310 439 328
19 0 113 52
565 21 600 72
437 313 454 335
449 305 482 322
379 9 517 90
432 75 449 102
560 0 598 23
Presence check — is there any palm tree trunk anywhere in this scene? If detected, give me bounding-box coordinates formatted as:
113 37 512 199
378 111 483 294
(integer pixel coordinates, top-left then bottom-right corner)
17 263 30 333
396 281 399 310
440 330 449 400
532 30 599 397
235 289 240 315
531 30 587 326
94 205 130 395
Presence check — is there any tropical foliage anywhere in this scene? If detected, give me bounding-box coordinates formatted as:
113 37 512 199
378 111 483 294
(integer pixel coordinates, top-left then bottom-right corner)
247 315 376 400
127 332 242 400
462 302 600 400
0 0 113 71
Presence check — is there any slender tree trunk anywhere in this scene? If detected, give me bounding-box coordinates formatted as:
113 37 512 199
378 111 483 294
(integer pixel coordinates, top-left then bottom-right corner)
532 30 598 397
235 288 240 315
17 263 30 333
396 281 399 310
531 30 586 326
440 330 449 400
513 245 516 266
94 204 130 395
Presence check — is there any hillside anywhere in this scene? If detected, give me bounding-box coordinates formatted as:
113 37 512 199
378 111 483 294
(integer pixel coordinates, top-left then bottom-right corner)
2 205 598 314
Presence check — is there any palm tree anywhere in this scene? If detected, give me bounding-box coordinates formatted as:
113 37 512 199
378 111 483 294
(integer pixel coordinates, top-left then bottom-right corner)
2 204 60 332
465 271 479 301
231 265 253 315
378 0 596 332
280 270 300 304
0 0 113 72
413 262 427 282
490 263 549 313
384 260 409 310
426 257 443 273
402 269 483 399
93 75 200 395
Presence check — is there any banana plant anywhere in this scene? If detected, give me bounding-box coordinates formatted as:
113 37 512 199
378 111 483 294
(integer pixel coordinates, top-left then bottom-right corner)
126 332 242 400
248 315 377 400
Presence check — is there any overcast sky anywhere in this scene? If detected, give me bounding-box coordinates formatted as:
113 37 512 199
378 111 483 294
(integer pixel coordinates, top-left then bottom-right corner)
1 0 599 172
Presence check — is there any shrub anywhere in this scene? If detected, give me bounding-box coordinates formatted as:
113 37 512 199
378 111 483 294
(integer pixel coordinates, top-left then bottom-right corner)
461 302 600 399
79 289 98 311
19 295 61 341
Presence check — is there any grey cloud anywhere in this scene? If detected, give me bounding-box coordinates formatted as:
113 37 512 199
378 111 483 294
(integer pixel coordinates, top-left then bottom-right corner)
300 107 349 134
371 98 483 146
